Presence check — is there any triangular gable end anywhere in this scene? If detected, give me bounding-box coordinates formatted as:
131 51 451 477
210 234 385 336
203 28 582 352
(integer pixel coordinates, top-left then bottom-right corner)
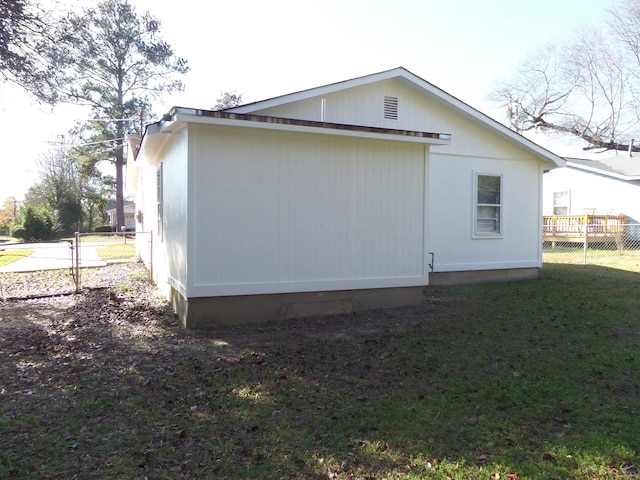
228 67 565 169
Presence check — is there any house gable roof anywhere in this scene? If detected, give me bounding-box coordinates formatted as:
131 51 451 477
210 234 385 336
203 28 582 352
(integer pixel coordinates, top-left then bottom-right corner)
566 156 640 181
228 67 565 169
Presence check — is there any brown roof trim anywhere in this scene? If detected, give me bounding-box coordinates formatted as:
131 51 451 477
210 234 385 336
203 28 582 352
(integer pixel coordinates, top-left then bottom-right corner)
170 107 451 141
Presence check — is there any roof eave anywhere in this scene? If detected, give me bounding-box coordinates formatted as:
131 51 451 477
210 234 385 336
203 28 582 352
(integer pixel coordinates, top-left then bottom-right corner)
155 108 452 145
566 161 640 181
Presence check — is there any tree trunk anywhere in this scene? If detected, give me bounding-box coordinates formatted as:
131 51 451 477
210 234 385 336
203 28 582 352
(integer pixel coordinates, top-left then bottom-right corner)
116 85 125 231
115 137 124 231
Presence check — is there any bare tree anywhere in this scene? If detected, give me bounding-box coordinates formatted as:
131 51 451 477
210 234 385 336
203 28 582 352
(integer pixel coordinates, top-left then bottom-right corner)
492 0 640 153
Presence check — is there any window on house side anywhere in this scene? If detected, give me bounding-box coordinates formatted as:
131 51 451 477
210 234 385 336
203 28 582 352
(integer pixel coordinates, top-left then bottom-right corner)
553 191 569 215
157 164 163 241
474 173 502 237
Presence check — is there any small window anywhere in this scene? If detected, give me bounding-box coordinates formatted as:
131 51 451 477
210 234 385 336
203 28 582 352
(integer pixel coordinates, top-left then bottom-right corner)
384 96 398 120
553 191 570 215
474 173 502 237
157 163 163 241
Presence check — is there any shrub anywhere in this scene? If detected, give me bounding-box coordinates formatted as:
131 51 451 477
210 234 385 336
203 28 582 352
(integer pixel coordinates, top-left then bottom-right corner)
94 225 115 233
13 205 56 241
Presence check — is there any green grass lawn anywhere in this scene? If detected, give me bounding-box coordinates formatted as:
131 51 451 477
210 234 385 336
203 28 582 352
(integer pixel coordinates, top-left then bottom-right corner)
95 242 136 260
543 243 640 271
0 249 33 267
2 262 640 478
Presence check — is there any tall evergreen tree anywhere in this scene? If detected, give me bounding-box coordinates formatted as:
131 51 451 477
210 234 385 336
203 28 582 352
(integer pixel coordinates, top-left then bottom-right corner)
40 0 188 228
0 0 58 98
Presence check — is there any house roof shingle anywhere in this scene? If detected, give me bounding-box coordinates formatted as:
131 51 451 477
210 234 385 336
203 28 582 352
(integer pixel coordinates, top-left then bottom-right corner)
566 156 640 180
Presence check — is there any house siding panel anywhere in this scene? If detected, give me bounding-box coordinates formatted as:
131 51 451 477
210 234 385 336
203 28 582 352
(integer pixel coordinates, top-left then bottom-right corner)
165 129 189 292
428 153 542 272
543 166 640 222
134 128 189 297
251 79 528 162
188 123 427 297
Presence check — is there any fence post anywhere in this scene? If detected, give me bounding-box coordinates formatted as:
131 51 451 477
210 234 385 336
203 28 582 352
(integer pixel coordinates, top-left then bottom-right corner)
149 231 153 283
75 232 81 292
583 223 588 265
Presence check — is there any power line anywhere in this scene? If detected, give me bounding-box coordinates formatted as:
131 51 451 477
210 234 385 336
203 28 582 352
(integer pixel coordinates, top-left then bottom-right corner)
45 137 127 148
86 116 139 123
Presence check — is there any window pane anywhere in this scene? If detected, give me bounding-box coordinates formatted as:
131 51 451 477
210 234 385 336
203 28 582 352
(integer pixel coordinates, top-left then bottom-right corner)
477 175 500 204
477 206 500 232
553 191 569 216
553 191 567 205
553 206 568 215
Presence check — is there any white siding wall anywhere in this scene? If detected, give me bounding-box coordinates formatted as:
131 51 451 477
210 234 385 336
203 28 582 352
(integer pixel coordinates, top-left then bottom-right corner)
135 128 189 297
429 153 543 272
251 80 522 161
543 167 640 222
164 131 189 294
250 78 547 274
187 123 428 297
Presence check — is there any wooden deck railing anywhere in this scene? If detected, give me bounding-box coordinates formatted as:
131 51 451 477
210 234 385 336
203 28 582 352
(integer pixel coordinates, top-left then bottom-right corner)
543 214 627 245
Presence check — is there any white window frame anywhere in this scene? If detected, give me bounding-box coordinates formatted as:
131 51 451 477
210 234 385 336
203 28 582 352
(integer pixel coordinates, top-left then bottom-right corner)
553 190 570 215
473 172 502 238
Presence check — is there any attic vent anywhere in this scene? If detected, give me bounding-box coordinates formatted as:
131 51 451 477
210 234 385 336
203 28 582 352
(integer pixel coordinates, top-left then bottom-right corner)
384 96 398 120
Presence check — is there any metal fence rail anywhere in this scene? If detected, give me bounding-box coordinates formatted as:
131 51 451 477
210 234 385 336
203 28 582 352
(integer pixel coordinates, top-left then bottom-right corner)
0 232 151 300
542 223 640 266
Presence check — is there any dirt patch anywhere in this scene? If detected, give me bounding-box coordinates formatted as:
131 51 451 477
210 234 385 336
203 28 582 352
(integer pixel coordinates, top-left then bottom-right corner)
187 304 431 348
0 262 448 356
0 298 73 330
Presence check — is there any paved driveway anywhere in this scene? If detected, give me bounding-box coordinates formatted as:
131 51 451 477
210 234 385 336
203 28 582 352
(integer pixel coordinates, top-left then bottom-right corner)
0 242 106 273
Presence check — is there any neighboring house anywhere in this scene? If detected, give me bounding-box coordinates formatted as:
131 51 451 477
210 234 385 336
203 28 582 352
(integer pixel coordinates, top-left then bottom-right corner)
543 156 640 222
107 202 136 231
126 67 564 328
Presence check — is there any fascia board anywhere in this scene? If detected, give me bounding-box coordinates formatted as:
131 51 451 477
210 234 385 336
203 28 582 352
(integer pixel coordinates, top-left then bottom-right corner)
170 110 452 145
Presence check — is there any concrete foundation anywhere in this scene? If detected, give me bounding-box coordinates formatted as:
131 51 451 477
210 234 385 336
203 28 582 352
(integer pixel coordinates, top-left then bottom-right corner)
428 267 539 286
171 286 424 329
170 267 540 328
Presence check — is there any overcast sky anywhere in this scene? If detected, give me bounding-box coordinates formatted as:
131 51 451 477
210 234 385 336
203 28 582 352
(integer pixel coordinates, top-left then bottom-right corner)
0 0 611 201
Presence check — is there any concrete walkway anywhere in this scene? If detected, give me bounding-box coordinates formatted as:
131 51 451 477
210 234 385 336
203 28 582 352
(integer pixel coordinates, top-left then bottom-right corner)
0 242 106 273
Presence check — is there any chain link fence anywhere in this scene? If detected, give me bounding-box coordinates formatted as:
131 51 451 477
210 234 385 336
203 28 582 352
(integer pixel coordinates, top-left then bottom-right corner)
0 232 152 300
542 223 640 268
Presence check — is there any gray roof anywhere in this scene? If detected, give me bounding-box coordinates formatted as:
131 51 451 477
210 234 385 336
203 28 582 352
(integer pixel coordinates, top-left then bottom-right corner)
566 156 640 180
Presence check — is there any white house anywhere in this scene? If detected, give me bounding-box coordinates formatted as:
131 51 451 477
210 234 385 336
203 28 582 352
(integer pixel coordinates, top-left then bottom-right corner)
106 202 136 231
543 156 640 222
127 67 564 328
